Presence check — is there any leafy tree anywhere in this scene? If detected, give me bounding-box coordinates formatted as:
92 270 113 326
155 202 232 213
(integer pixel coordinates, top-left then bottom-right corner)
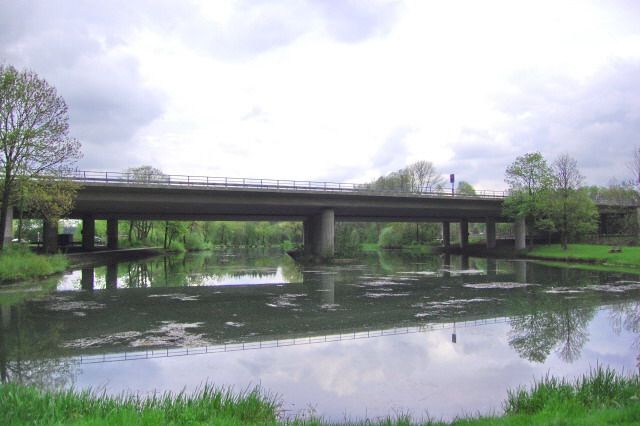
503 152 553 244
0 65 81 248
456 181 476 196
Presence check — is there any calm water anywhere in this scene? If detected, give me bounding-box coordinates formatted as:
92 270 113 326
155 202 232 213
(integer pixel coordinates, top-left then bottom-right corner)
1 249 640 421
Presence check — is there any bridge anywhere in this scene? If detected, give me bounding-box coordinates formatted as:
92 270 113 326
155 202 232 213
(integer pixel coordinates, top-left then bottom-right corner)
11 171 638 256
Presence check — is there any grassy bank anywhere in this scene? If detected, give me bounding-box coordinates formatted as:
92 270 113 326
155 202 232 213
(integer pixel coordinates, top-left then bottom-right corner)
2 367 639 425
527 244 640 271
0 246 67 283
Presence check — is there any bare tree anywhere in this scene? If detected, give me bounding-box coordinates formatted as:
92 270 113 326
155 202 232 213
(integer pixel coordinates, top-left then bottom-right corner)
629 146 640 190
126 166 165 241
553 153 583 191
0 65 81 248
407 160 444 192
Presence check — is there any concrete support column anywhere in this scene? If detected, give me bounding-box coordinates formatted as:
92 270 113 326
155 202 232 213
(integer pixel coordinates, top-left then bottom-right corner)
460 220 469 248
514 216 526 250
82 215 95 251
2 206 12 246
486 219 496 249
107 219 118 250
312 209 335 258
43 220 58 254
106 263 118 289
442 221 450 248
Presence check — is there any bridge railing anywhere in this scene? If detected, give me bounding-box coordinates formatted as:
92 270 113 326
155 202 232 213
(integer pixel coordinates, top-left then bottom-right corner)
67 170 509 199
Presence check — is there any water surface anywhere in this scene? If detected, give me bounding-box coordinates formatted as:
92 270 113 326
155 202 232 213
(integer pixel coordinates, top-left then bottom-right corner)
1 249 639 421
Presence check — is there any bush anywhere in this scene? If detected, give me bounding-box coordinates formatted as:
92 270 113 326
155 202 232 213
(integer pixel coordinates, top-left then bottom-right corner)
378 225 404 248
0 246 67 282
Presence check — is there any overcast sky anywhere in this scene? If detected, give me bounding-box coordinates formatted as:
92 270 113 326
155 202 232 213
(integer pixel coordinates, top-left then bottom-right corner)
2 0 639 189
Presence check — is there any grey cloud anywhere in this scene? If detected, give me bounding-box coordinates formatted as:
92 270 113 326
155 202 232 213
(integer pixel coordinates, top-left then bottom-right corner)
315 0 400 43
447 60 640 188
176 0 401 60
0 0 171 171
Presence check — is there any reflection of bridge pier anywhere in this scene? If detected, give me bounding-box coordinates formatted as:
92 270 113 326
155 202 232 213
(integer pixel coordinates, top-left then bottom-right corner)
486 258 497 279
81 268 94 291
442 254 451 277
320 272 335 305
106 264 118 289
515 261 527 283
461 255 470 271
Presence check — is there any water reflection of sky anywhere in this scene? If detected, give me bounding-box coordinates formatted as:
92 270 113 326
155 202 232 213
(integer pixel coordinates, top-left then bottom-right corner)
73 309 638 422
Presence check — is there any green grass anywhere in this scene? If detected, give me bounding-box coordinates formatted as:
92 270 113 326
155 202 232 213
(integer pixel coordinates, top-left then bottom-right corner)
527 244 640 270
0 383 279 425
0 246 68 283
3 367 639 425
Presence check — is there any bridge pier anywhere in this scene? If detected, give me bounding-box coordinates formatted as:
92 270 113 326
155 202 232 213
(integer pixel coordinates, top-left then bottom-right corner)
303 209 335 258
43 220 58 253
460 220 469 248
107 219 118 250
514 217 526 250
82 215 95 251
486 219 496 249
442 221 450 248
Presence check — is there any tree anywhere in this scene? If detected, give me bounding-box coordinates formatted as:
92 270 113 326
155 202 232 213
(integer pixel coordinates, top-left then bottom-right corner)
0 65 81 248
126 166 165 242
406 160 445 192
456 181 476 196
629 146 640 191
547 154 598 249
503 152 553 244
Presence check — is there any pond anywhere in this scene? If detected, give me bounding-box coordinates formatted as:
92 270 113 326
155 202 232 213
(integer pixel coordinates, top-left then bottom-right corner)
1 249 639 422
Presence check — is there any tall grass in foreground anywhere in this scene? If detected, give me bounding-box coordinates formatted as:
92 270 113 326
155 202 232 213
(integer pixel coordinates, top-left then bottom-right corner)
1 367 639 425
0 383 279 425
505 365 640 415
0 245 67 283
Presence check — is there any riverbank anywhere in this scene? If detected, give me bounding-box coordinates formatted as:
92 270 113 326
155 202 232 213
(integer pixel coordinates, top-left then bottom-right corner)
526 244 640 272
2 367 638 425
0 246 67 284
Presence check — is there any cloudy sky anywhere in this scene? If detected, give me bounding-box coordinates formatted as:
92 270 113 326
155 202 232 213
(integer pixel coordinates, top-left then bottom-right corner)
1 0 639 190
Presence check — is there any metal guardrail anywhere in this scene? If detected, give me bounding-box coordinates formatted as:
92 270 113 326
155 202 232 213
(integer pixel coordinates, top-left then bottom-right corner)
66 170 509 199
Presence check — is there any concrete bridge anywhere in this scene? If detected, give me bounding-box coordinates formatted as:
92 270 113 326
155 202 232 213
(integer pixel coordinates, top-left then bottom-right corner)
19 171 515 256
13 171 636 256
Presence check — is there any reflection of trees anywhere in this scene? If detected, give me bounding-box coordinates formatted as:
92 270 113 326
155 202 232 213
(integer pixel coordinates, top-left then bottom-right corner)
118 250 303 287
509 306 595 363
0 304 77 390
124 262 154 288
609 302 640 370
